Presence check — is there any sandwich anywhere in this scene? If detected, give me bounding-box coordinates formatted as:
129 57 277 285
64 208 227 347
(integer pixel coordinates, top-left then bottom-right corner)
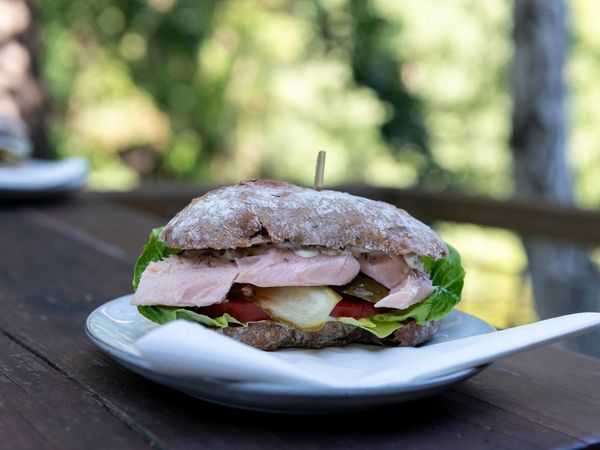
132 179 465 351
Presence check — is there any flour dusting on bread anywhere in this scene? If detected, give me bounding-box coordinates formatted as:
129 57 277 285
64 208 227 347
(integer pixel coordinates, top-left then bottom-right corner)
160 179 447 258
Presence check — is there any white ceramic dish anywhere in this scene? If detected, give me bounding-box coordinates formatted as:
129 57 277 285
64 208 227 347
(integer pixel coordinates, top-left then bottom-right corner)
0 157 88 199
86 295 495 413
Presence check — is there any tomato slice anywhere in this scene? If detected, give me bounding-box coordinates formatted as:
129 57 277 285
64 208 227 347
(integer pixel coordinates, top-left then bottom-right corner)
199 300 270 322
330 300 380 318
199 299 381 323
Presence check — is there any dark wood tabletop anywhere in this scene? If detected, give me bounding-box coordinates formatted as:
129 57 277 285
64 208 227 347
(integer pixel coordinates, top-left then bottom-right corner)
1 193 600 450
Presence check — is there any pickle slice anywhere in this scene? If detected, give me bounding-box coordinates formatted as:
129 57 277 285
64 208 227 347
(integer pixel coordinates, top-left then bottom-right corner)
254 286 342 330
337 273 389 303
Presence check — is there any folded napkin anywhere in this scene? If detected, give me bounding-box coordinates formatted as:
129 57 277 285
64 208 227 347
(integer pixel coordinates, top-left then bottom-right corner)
136 313 600 389
0 157 88 191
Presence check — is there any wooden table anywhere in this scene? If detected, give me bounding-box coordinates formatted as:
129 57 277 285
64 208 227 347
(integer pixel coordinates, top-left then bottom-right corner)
1 193 599 450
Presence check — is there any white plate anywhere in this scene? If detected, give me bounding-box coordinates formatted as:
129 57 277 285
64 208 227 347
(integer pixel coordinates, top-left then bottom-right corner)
85 295 495 413
0 157 88 199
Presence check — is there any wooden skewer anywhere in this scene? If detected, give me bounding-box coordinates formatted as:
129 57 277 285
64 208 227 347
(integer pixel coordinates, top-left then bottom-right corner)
314 151 326 191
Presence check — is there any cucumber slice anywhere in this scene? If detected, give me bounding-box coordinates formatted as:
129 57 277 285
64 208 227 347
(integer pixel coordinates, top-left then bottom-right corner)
254 286 342 331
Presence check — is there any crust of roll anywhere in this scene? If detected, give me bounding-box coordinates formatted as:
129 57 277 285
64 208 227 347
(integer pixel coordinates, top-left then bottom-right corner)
220 319 441 351
161 179 447 258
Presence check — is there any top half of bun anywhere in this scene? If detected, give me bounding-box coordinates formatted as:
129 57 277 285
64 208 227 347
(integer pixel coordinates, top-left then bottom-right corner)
160 179 447 258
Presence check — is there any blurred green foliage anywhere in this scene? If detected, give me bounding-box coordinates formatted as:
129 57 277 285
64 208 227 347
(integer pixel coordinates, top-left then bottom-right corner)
37 0 599 327
570 0 600 208
39 0 599 206
40 0 512 192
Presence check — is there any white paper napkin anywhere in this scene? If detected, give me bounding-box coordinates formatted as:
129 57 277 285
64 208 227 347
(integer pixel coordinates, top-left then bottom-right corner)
0 157 88 191
136 313 600 389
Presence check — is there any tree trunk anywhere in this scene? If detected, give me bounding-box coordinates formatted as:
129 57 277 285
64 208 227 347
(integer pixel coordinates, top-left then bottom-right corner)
511 0 600 356
0 0 49 158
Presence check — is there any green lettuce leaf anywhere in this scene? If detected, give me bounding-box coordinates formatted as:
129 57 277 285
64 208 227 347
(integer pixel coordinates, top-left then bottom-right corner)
137 305 244 328
422 243 465 298
132 227 182 291
336 316 402 339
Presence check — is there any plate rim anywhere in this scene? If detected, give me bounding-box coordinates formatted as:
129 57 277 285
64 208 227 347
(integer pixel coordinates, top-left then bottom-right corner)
85 295 494 398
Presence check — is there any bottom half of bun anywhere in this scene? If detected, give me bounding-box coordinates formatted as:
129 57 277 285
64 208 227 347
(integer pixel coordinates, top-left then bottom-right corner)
219 319 441 351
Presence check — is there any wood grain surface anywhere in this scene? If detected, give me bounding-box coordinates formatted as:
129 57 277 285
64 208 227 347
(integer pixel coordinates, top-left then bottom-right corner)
1 195 599 450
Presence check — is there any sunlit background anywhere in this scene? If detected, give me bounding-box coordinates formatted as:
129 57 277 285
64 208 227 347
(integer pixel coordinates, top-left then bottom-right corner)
28 1 600 334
